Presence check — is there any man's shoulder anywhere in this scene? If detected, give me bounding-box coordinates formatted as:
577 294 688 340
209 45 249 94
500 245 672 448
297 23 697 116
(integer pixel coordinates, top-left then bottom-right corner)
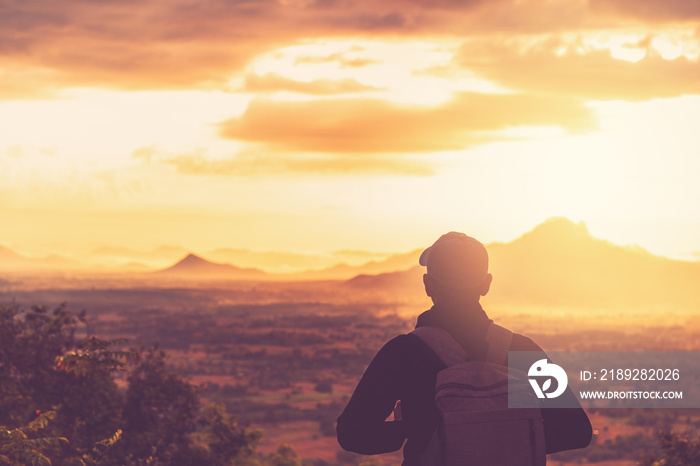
381 324 544 361
380 332 429 354
510 332 544 352
374 332 446 368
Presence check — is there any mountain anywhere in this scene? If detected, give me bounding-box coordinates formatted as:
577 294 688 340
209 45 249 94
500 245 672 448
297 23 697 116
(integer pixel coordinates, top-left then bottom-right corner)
206 247 402 274
0 245 79 271
0 245 26 264
295 249 422 279
206 248 333 274
486 217 700 309
89 245 189 267
117 261 154 272
345 218 700 311
155 253 268 279
346 266 424 290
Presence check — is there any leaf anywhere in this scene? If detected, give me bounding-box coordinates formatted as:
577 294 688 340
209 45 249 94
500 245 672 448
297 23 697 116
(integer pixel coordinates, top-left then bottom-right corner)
542 378 552 392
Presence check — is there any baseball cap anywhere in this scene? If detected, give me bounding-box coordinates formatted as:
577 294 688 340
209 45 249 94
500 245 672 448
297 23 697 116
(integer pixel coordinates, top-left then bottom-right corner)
419 231 489 289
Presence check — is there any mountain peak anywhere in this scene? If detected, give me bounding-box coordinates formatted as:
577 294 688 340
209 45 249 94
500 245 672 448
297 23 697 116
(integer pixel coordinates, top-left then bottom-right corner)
513 217 592 250
165 253 225 272
180 253 206 264
0 244 25 261
156 253 267 278
530 217 590 237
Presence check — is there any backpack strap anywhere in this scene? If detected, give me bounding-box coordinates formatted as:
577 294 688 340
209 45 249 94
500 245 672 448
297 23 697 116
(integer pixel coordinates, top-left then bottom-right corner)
411 322 514 367
484 323 513 365
411 326 467 367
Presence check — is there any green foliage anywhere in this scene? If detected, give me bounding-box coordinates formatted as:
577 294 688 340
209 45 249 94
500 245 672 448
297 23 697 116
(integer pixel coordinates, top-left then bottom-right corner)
0 303 79 427
265 444 302 466
0 411 67 466
116 346 204 464
0 303 278 465
638 430 700 466
0 304 136 465
80 429 122 466
198 403 263 465
56 337 137 377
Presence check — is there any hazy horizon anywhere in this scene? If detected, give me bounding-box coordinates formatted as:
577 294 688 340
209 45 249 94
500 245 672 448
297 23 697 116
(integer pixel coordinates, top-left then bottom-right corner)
4 216 700 275
2 1 700 265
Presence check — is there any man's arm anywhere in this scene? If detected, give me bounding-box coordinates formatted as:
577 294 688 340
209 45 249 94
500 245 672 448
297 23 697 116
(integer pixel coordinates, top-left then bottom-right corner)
542 401 593 453
336 336 408 455
512 335 593 453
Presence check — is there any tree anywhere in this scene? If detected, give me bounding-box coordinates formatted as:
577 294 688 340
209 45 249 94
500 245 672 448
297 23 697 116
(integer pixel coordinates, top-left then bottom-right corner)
0 411 67 466
198 403 262 466
0 303 278 465
115 346 202 464
265 444 301 466
0 304 127 463
0 304 80 427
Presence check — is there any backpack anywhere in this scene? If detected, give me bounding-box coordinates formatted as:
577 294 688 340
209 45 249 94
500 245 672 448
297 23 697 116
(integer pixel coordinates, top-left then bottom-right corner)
410 323 546 466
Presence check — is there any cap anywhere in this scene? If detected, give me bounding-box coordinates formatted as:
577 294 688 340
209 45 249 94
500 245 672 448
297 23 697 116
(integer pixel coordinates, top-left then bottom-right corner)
419 231 489 289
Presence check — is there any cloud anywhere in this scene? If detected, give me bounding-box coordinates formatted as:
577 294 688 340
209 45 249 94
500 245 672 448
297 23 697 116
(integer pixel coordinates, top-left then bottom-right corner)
1 0 698 100
589 0 700 22
293 49 379 68
456 36 700 101
0 0 585 97
131 145 158 163
0 63 66 100
0 0 283 95
165 152 434 176
218 92 594 154
242 73 382 94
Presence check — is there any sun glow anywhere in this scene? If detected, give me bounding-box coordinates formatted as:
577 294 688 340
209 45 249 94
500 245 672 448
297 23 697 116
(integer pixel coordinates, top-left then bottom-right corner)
2 3 700 263
244 39 509 105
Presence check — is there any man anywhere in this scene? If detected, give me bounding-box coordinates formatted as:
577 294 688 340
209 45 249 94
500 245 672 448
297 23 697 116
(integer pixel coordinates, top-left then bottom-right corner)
337 232 592 464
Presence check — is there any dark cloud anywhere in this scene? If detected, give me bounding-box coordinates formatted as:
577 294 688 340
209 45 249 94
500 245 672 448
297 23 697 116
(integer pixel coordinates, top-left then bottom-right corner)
0 3 66 32
218 92 594 154
0 0 531 98
331 12 409 30
0 0 697 98
590 0 700 22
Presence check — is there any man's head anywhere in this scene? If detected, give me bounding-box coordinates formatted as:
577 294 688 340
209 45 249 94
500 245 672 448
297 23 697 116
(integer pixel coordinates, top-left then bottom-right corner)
419 231 492 304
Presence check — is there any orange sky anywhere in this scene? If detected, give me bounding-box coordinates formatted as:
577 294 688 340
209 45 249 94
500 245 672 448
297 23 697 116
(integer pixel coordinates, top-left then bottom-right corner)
1 0 700 262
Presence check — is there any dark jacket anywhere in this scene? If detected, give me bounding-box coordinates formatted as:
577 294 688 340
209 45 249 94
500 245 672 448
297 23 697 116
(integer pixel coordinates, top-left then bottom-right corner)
336 302 592 464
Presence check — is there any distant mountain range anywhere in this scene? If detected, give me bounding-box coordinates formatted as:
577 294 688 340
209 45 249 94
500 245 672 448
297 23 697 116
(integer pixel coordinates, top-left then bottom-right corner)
87 244 399 274
0 245 78 271
155 253 268 279
3 218 700 313
488 217 700 309
205 248 392 274
345 218 700 311
89 245 188 265
153 249 421 281
293 249 421 279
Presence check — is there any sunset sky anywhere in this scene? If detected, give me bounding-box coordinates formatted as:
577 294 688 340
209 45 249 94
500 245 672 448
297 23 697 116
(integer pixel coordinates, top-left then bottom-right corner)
2 0 700 262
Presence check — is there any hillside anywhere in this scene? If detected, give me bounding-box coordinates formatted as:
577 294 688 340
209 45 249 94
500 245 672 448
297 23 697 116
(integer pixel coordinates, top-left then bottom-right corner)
156 253 268 279
0 245 78 271
345 218 700 311
296 249 421 279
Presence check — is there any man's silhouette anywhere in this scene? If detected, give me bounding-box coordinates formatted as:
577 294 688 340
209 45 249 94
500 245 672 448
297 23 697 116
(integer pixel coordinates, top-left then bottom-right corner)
337 232 592 464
